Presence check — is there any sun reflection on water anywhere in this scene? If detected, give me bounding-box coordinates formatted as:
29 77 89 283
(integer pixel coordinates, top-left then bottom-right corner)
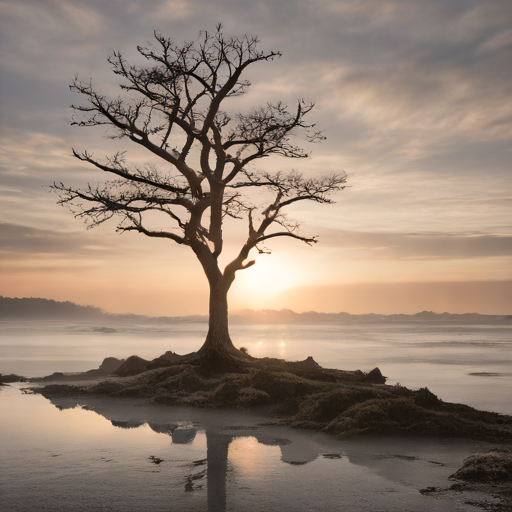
228 437 281 477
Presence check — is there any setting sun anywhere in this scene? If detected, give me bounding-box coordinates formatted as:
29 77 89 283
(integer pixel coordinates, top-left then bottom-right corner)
229 254 302 308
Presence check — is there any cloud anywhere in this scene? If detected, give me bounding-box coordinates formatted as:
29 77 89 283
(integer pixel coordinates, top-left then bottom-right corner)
317 229 512 260
0 222 114 256
478 28 512 54
1 0 511 313
0 221 197 274
3 0 511 161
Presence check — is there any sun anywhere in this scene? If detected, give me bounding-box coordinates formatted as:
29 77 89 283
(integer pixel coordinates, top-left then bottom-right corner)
230 254 300 303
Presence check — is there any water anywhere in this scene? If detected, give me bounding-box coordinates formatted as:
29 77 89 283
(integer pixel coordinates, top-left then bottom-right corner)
0 321 511 414
0 321 510 511
0 384 495 511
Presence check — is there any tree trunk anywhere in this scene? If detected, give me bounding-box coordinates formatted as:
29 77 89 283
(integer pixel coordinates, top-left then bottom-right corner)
193 276 248 372
189 242 251 372
201 278 237 356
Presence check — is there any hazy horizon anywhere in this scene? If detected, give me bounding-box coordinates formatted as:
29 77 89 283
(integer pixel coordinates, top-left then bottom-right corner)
1 292 510 318
1 1 511 317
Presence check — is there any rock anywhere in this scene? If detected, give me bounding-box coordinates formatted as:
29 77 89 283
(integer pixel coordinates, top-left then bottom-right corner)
365 367 386 384
158 351 184 363
291 356 321 370
414 387 442 409
146 351 191 370
113 355 150 377
450 450 512 483
96 357 124 375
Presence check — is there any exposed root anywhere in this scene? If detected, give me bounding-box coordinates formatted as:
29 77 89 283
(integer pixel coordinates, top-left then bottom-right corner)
188 350 250 376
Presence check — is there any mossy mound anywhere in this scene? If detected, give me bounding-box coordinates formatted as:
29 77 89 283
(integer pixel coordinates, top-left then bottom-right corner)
448 449 512 510
237 387 272 406
290 386 390 424
450 450 512 483
30 361 512 443
249 370 333 402
279 384 512 442
32 364 337 409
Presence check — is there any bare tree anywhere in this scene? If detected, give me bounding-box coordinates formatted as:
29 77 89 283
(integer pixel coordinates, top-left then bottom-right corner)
53 25 346 370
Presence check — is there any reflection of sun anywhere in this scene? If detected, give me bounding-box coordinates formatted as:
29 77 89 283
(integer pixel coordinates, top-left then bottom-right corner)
228 436 280 476
233 255 297 297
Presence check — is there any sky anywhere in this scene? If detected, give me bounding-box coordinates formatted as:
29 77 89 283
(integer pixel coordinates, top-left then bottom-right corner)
0 0 511 316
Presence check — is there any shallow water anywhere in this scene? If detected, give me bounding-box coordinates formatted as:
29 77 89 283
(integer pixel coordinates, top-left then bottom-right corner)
1 321 511 414
0 384 495 512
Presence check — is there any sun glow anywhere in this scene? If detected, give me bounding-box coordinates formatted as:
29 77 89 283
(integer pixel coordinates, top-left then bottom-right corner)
229 254 301 308
228 436 281 476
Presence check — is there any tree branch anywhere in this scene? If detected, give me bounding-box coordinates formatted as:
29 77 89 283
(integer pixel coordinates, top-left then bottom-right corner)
119 224 188 244
61 27 346 296
256 232 317 245
72 149 192 199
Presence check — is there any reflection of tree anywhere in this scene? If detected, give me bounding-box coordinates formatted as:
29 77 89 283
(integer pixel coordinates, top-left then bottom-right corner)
111 420 145 429
147 422 178 435
206 430 230 512
44 396 323 512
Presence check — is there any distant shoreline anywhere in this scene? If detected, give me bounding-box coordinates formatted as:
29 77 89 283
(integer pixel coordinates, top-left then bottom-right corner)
1 296 511 325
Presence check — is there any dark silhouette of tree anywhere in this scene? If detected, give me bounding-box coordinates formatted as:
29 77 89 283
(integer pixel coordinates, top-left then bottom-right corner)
53 25 346 370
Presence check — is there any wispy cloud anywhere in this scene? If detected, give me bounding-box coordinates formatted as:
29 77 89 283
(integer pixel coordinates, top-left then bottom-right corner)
318 229 512 260
0 222 115 256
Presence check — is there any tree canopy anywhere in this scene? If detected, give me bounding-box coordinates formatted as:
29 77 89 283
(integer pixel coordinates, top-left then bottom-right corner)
53 26 346 369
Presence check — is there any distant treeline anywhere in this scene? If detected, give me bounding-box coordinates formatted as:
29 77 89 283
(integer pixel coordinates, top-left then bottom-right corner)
0 296 206 323
0 296 510 324
0 296 106 321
